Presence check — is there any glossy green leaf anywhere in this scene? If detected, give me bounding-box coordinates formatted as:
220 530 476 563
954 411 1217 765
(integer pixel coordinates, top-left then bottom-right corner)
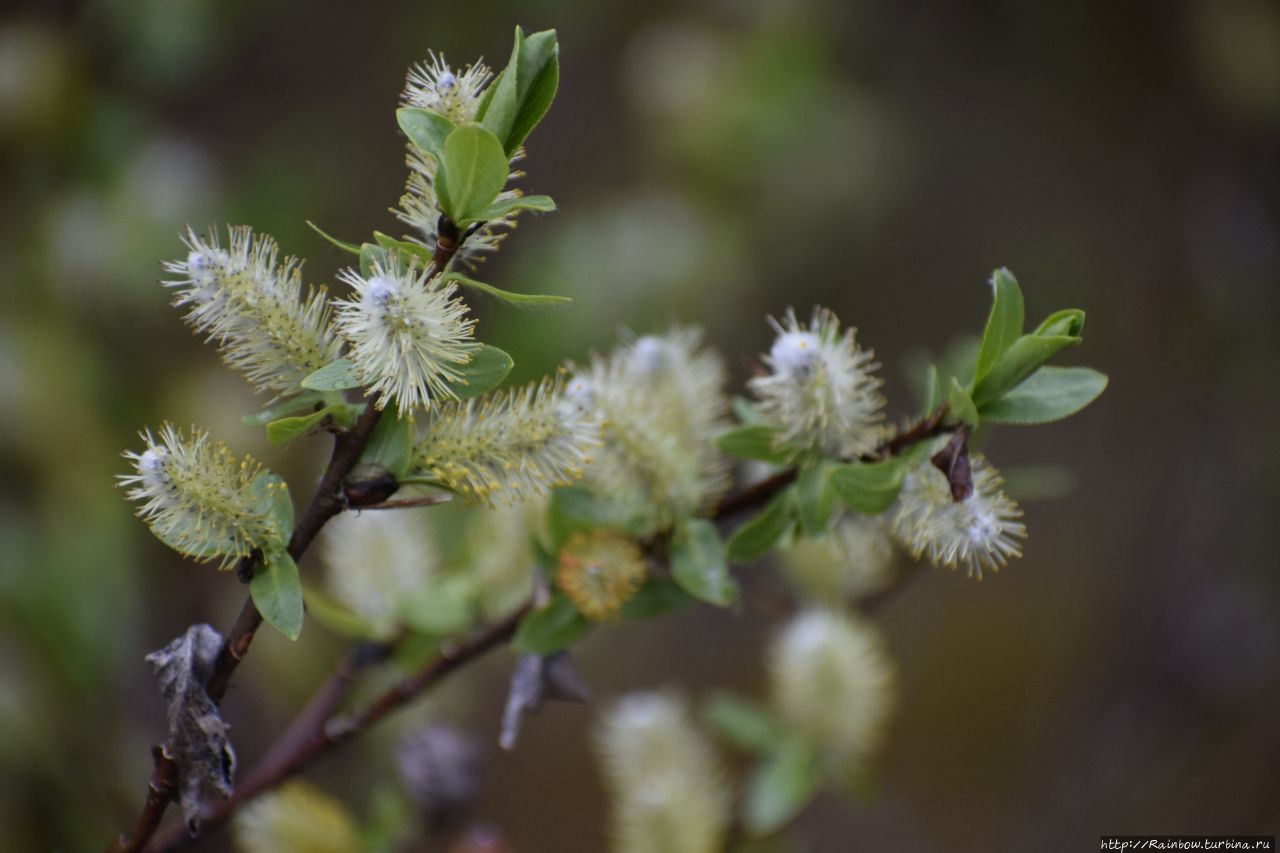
974 267 1024 384
946 377 979 428
507 29 559 152
441 124 508 222
396 107 454 161
727 491 795 563
513 594 590 655
358 406 413 478
980 366 1108 424
829 459 905 514
359 242 394 278
472 194 557 221
743 738 824 834
301 359 361 392
305 220 360 255
242 391 329 426
620 578 692 620
703 692 784 754
1033 308 1085 338
265 405 340 445
795 462 837 536
477 27 522 145
441 344 513 400
671 517 736 606
441 272 570 309
716 424 793 464
251 550 304 641
970 330 1083 408
372 231 432 268
546 486 650 552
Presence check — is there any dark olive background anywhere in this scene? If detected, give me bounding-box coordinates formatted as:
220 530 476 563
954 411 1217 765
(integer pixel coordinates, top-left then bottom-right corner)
1 0 1277 850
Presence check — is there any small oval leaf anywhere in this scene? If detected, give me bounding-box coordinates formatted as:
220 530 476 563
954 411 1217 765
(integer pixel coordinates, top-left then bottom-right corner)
251 550 304 641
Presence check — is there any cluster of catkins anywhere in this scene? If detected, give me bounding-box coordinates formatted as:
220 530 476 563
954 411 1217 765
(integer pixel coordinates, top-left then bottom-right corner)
118 48 1036 853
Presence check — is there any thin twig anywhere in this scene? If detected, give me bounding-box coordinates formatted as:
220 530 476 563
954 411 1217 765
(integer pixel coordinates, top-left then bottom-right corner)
147 606 528 851
354 493 454 511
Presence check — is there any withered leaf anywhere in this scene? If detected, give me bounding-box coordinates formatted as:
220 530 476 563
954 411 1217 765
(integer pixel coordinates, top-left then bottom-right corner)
145 623 236 835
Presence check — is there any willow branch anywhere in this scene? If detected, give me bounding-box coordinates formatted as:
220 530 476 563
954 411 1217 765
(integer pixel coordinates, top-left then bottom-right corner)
108 225 466 853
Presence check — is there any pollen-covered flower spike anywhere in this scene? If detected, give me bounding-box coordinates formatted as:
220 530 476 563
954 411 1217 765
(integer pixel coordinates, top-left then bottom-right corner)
410 373 601 506
163 226 343 396
557 530 647 621
748 306 885 459
596 692 731 853
571 327 731 535
769 609 896 767
889 444 1027 579
402 51 492 124
332 257 479 412
118 425 285 569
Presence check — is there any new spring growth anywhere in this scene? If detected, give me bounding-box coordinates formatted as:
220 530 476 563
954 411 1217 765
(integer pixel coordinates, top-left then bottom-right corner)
596 692 732 853
557 530 648 621
119 425 283 569
332 256 479 412
769 609 896 768
890 443 1026 579
164 227 343 396
411 373 601 506
572 328 731 535
749 306 885 459
397 54 524 266
232 781 361 853
782 513 894 602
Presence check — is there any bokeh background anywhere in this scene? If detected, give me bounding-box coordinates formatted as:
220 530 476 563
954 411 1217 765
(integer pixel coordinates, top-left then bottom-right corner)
2 0 1279 850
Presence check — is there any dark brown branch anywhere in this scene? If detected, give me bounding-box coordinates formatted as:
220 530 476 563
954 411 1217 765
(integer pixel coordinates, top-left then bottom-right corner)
147 606 528 851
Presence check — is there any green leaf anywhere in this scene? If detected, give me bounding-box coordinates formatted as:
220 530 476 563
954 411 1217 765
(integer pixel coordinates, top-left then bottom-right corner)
265 405 340 445
251 471 294 542
305 220 360 255
727 491 795 563
303 583 377 639
396 107 455 161
743 738 824 835
980 366 1108 424
732 396 765 425
703 692 785 754
372 231 432 267
921 363 941 414
472 194 557 221
946 377 979 428
794 462 837 536
513 594 590 655
441 124 509 223
829 459 905 514
441 272 570 309
301 359 361 392
251 550 304 641
716 424 793 464
441 344 513 400
974 268 1024 384
671 518 737 607
359 242 393 278
507 29 559 152
620 578 692 620
970 330 1083 408
477 27 523 145
358 406 413 478
1033 308 1085 338
401 576 476 636
242 391 329 426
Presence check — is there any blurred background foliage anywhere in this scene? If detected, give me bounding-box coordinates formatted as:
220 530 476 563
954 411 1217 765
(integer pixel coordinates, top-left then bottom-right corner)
2 0 1279 849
